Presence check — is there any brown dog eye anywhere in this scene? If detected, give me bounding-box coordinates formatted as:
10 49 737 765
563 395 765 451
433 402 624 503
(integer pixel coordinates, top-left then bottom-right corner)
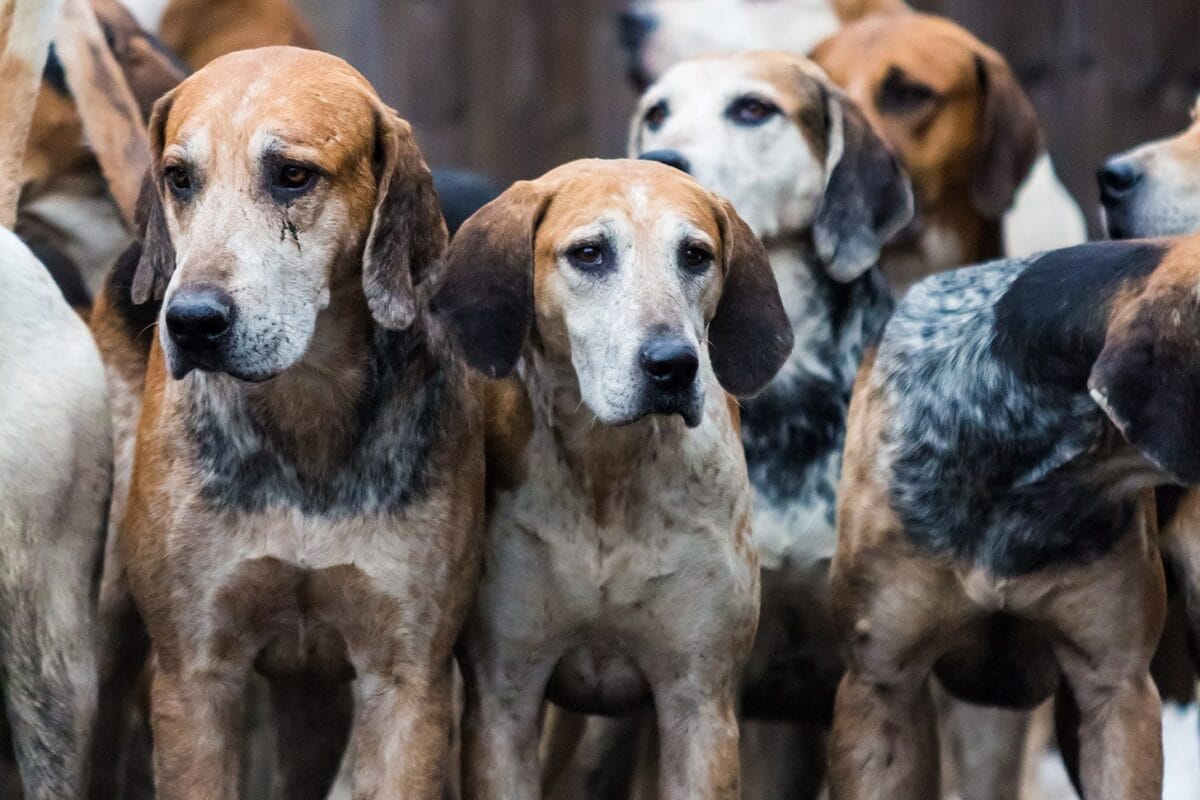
567 243 607 271
163 165 192 196
644 101 669 131
681 244 713 272
727 96 780 126
278 164 313 189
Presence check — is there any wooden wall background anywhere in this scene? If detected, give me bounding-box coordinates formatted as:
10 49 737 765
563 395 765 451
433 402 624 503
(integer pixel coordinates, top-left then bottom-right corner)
296 0 1200 236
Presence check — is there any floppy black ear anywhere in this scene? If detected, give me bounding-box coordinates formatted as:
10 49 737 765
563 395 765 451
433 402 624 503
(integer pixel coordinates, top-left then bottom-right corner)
709 200 794 397
971 52 1041 219
430 181 549 379
130 92 175 305
1090 289 1200 486
362 108 449 330
813 87 914 283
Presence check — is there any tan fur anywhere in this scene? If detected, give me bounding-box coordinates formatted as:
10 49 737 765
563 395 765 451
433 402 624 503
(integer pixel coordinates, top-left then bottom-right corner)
53 0 150 225
159 0 315 69
812 12 1041 293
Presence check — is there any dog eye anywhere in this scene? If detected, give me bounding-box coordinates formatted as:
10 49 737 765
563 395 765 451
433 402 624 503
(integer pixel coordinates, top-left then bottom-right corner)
163 165 193 197
567 243 607 270
726 96 780 126
644 101 669 131
275 163 315 192
681 244 713 272
878 68 938 114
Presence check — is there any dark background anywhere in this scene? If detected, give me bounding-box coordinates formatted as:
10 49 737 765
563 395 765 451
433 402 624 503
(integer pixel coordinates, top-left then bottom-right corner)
295 0 1200 235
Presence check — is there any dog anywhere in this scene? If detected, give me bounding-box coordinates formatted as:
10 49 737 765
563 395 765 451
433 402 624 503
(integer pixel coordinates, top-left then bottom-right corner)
95 46 482 798
121 0 316 68
811 11 1087 293
828 235 1200 799
432 158 793 799
619 2 1086 280
617 0 905 91
1099 93 1200 240
626 51 911 797
0 0 112 796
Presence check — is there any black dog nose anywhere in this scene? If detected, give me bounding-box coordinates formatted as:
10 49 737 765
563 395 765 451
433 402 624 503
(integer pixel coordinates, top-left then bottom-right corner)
1098 159 1142 202
640 338 699 392
639 149 691 175
617 9 655 53
166 287 234 350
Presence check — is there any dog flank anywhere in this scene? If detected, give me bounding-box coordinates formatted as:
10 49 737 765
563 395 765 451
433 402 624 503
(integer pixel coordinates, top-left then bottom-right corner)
877 244 1170 575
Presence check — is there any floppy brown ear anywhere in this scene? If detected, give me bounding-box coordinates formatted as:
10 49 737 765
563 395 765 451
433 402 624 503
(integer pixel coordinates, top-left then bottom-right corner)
709 200 794 397
362 108 449 330
813 87 914 283
1089 290 1200 485
130 92 175 305
430 181 549 378
831 0 910 23
971 52 1041 219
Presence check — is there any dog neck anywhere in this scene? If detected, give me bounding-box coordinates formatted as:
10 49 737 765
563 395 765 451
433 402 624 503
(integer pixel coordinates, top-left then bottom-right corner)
173 279 453 514
242 280 374 473
520 345 689 492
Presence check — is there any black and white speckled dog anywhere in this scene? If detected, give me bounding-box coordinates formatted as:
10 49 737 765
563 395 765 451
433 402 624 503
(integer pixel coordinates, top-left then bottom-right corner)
830 237 1200 800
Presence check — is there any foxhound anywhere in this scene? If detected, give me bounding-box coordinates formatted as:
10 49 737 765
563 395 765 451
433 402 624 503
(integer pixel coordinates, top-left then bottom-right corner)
433 158 793 799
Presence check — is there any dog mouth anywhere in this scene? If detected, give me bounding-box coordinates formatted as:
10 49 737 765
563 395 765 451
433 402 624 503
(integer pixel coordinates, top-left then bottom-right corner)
165 343 278 383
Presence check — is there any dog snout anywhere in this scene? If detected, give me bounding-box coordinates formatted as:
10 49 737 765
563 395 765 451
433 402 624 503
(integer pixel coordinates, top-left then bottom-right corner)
1098 158 1142 204
639 149 691 175
166 286 235 352
640 337 699 393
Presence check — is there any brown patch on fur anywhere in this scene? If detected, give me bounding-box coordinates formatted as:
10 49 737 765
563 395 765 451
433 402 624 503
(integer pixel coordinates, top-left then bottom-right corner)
159 0 316 69
831 0 909 23
813 12 1040 285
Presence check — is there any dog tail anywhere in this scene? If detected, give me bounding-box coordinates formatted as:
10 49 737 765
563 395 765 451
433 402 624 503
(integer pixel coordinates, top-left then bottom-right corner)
50 0 153 228
0 0 65 228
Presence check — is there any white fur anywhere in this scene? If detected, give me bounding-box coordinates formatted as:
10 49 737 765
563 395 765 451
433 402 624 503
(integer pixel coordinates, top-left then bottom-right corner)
1003 152 1088 258
119 0 171 33
547 204 716 425
630 0 839 83
0 226 110 794
631 57 827 240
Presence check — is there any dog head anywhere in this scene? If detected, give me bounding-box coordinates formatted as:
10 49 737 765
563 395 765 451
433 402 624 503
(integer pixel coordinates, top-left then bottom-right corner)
616 0 907 91
812 12 1040 221
133 46 446 382
433 159 793 427
1099 95 1200 239
629 51 912 282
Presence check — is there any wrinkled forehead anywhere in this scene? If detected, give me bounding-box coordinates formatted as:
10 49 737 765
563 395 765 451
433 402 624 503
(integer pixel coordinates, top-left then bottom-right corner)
537 167 721 253
161 52 378 171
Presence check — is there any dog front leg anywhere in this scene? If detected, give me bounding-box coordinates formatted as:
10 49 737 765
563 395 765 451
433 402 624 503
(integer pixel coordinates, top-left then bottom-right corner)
148 665 243 800
828 667 939 800
350 667 453 799
652 681 741 800
459 650 553 800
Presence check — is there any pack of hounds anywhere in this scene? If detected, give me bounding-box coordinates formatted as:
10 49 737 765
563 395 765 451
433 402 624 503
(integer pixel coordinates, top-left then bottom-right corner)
2 0 1200 798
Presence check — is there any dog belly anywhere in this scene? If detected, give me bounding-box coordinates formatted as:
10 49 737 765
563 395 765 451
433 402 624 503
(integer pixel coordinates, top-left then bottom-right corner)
545 646 652 716
933 613 1060 710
